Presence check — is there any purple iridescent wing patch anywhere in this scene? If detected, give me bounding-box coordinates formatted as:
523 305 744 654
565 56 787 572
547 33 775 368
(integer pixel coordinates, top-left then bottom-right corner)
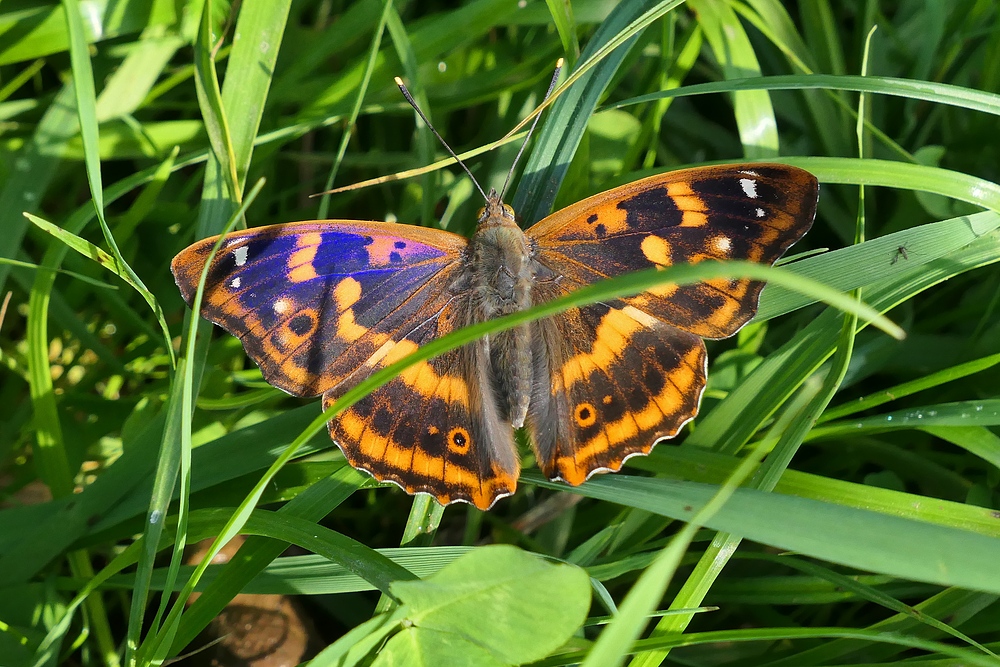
171 221 468 396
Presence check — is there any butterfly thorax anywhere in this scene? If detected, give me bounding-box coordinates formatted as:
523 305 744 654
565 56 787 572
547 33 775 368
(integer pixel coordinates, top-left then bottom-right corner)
470 190 533 316
464 189 535 428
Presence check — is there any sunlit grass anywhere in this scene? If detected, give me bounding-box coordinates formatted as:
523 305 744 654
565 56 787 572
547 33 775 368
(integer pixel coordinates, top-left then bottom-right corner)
1 1 999 666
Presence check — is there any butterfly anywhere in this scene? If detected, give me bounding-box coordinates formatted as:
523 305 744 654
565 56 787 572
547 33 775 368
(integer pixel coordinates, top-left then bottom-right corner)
172 163 818 510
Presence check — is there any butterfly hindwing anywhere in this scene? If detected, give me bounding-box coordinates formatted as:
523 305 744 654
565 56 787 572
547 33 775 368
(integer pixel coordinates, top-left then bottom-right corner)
528 164 818 338
323 292 519 510
527 292 707 485
170 221 468 396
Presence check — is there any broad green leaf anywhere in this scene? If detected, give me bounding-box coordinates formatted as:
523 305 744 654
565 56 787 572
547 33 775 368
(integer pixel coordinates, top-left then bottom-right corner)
374 627 506 667
389 545 591 665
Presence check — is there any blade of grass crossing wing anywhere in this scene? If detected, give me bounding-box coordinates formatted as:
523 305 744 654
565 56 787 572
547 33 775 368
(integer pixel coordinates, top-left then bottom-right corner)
145 257 899 662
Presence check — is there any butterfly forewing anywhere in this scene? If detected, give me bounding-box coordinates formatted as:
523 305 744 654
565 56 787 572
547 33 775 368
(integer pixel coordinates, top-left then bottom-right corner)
528 164 818 338
171 221 467 396
172 220 518 510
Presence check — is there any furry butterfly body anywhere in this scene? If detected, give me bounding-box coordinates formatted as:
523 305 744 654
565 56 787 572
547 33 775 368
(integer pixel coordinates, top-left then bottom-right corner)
172 163 818 510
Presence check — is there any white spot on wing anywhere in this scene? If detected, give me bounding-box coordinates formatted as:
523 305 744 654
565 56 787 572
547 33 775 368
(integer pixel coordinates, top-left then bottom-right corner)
756 207 766 218
740 178 758 199
230 277 241 289
714 236 732 254
273 299 290 315
233 246 249 267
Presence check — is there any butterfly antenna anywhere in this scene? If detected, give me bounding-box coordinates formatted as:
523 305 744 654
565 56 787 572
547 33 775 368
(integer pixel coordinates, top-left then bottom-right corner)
394 77 490 203
499 58 564 201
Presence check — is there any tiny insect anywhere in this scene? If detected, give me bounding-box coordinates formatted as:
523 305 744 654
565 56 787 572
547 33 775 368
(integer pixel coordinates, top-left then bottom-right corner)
891 245 910 265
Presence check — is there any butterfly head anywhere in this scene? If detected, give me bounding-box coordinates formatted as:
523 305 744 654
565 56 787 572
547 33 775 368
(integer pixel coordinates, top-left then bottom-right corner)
477 188 517 229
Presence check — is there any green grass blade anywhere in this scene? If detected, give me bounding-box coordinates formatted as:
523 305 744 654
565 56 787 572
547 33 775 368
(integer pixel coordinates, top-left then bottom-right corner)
530 473 1000 595
192 0 240 201
0 83 77 293
613 73 1000 119
169 467 369 653
514 0 685 224
690 0 778 158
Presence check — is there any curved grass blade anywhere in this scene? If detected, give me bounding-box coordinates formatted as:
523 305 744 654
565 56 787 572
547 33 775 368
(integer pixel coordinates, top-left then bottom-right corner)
612 74 1000 119
0 256 117 290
